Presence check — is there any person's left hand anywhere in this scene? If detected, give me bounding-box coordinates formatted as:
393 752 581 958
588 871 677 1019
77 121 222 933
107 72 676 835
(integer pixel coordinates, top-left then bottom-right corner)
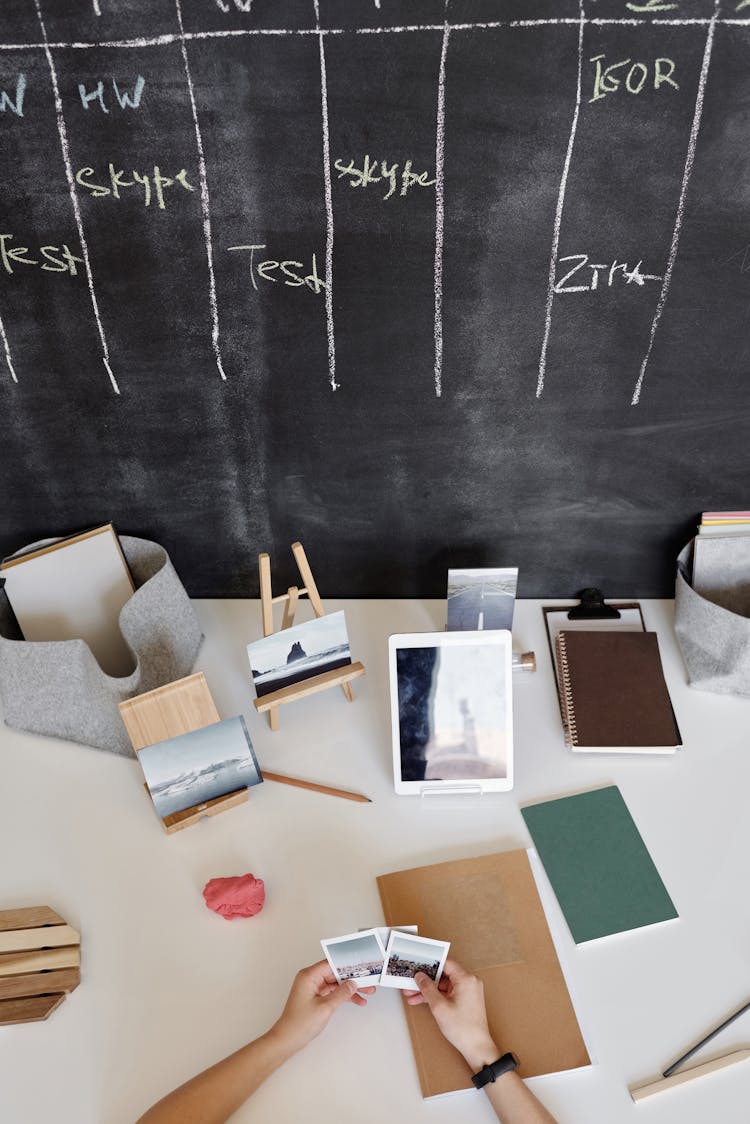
266 961 376 1057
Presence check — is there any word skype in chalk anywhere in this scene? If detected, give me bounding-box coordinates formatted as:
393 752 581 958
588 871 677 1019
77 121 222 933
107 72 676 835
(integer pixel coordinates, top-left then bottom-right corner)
76 164 195 209
334 156 436 201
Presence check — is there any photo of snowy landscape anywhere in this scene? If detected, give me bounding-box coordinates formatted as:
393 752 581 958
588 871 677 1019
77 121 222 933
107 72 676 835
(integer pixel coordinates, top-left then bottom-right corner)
248 610 352 698
138 716 262 818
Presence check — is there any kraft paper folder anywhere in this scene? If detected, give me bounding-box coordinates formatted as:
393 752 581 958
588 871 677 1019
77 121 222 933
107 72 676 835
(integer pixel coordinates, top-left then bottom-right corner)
377 850 590 1098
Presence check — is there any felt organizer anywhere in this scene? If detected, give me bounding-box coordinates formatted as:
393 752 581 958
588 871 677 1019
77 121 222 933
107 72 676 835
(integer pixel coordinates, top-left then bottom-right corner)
674 539 750 697
0 535 202 755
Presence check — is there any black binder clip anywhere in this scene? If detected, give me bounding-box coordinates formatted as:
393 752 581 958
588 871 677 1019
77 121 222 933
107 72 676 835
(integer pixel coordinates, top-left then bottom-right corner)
566 587 621 620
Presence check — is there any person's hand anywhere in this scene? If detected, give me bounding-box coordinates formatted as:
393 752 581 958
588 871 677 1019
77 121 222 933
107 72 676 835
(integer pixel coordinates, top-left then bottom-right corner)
404 958 498 1070
266 961 376 1058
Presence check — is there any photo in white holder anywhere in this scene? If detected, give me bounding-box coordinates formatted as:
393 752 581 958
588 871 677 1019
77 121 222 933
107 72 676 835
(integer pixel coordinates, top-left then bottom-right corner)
321 929 386 987
389 630 513 794
379 932 450 990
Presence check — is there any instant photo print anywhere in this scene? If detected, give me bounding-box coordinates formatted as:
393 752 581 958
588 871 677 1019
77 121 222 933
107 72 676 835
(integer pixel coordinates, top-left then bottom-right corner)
321 929 386 987
388 631 513 794
379 932 450 990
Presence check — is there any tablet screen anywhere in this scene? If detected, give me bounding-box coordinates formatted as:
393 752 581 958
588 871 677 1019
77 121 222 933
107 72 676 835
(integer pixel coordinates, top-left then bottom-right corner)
389 631 513 793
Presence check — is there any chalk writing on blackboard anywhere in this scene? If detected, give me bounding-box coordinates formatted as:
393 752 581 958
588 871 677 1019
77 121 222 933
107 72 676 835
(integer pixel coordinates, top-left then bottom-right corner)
0 237 83 277
334 157 436 200
589 55 678 103
227 245 328 294
78 77 145 113
75 166 195 209
0 75 25 117
555 256 662 295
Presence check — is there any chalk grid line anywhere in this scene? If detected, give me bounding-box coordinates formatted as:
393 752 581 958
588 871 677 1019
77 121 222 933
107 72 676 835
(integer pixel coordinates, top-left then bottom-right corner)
0 313 18 383
631 0 721 404
2 9 739 398
2 16 750 50
537 0 585 398
175 0 227 381
314 0 338 390
433 14 450 398
32 0 119 394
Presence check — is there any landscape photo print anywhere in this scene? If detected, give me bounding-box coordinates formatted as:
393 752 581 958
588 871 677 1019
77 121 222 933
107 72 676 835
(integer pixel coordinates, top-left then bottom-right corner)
248 610 352 698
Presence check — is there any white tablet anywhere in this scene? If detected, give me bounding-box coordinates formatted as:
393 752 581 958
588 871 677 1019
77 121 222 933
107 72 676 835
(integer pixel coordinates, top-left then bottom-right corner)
388 630 513 795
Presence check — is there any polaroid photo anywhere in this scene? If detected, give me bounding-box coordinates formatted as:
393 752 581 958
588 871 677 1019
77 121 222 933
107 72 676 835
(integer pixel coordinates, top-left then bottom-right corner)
447 567 518 632
389 630 513 793
360 925 418 947
379 932 450 990
248 610 351 699
321 928 386 987
138 715 262 819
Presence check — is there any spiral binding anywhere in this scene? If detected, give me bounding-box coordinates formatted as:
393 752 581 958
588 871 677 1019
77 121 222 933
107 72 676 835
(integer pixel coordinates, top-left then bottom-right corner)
556 633 578 748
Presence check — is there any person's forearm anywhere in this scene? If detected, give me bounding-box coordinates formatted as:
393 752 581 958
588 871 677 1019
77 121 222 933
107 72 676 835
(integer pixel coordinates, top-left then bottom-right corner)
136 1029 294 1124
464 1039 558 1124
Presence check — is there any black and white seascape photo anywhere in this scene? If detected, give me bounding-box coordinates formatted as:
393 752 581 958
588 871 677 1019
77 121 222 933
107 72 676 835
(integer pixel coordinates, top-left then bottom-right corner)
380 933 450 990
248 610 352 698
447 567 518 632
138 716 262 818
396 639 510 784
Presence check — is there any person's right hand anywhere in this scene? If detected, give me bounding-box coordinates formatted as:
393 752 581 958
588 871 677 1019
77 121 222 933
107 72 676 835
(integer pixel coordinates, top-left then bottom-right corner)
404 957 499 1071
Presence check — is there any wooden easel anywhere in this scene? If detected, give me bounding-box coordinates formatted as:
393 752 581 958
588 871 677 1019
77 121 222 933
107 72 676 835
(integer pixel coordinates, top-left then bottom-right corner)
255 542 365 729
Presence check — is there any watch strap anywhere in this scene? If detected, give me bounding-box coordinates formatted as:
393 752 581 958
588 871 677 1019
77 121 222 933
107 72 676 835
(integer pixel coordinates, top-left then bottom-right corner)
471 1052 520 1089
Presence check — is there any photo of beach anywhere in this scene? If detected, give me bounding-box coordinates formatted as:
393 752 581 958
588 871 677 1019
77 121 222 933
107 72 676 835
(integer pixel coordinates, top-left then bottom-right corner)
248 610 352 698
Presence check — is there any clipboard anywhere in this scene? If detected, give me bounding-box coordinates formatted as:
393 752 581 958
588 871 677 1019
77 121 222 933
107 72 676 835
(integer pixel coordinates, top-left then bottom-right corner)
543 589 645 690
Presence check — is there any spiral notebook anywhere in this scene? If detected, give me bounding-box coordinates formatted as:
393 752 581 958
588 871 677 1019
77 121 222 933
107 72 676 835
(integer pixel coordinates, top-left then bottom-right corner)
555 630 681 754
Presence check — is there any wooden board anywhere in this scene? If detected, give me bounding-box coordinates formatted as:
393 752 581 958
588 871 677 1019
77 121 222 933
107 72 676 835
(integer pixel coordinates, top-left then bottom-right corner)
119 672 220 752
0 968 80 1001
253 662 365 715
0 925 79 954
0 907 66 932
0 994 67 1026
161 787 249 835
0 947 80 978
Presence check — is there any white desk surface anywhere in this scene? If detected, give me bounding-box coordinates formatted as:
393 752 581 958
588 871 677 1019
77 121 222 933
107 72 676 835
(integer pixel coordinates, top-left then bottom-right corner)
2 599 750 1124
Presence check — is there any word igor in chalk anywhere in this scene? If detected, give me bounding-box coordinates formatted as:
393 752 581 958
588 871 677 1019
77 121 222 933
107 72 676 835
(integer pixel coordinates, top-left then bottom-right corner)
334 156 436 200
590 55 679 102
555 255 663 294
0 234 83 276
227 244 327 294
76 165 195 209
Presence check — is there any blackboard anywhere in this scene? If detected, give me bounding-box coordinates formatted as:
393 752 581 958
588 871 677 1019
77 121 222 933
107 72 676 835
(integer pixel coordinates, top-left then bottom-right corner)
1 0 748 598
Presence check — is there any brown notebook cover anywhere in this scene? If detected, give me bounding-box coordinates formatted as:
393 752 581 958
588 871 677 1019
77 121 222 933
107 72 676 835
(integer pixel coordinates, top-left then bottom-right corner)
376 850 590 1098
555 631 681 752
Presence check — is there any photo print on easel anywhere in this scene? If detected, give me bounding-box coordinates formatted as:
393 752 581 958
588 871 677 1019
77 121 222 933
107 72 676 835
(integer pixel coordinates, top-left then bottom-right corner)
248 610 352 698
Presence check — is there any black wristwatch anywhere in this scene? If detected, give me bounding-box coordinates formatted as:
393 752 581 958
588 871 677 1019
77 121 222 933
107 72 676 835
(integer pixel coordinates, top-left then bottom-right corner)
471 1052 520 1089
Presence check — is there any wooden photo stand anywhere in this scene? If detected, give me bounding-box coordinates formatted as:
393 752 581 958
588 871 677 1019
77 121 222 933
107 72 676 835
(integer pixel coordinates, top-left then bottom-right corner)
0 907 80 1026
118 673 249 834
255 542 365 730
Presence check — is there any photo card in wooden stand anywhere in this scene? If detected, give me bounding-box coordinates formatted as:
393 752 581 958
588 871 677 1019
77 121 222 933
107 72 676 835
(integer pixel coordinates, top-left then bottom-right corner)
0 907 80 1026
119 673 251 834
253 542 365 729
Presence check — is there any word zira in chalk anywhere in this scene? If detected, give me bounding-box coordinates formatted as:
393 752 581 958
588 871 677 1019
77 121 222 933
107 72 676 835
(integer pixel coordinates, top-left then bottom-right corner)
0 234 83 276
227 244 327 294
76 165 195 209
554 255 662 294
590 55 678 102
334 156 436 201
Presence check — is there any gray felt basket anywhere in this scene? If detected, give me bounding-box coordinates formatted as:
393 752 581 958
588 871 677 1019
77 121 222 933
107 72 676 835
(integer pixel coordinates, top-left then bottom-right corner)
0 535 202 756
675 539 750 697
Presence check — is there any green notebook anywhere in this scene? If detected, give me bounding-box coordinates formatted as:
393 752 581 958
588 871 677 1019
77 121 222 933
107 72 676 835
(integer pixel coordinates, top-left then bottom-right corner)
522 786 678 944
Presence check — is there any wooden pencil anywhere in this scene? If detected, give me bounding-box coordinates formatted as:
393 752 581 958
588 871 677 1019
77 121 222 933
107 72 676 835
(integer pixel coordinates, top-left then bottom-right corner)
262 771 371 803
